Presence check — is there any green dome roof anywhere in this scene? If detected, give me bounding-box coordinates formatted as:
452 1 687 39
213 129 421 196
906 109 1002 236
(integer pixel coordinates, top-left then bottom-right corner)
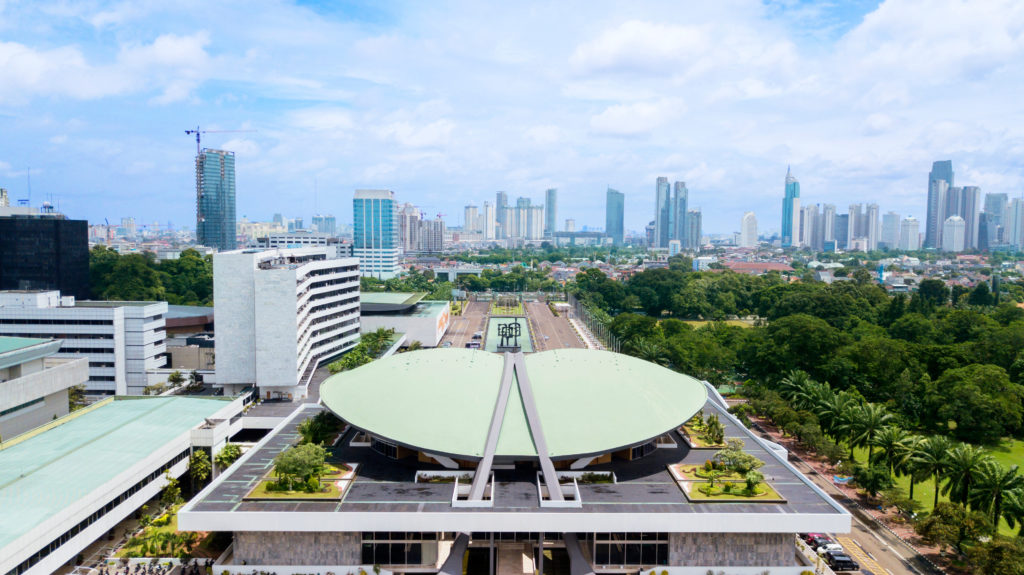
319 348 708 460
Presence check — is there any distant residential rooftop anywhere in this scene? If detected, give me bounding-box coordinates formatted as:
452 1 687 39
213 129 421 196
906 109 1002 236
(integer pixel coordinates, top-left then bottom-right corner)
0 396 231 551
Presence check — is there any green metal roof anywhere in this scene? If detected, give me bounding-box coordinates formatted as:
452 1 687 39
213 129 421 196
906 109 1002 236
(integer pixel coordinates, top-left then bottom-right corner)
360 292 426 305
320 348 707 459
0 336 51 355
0 396 229 551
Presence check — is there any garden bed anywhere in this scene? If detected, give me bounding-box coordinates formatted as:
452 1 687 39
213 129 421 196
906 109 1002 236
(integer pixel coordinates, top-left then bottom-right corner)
668 463 743 482
678 425 727 448
244 462 357 501
677 480 786 503
416 470 474 483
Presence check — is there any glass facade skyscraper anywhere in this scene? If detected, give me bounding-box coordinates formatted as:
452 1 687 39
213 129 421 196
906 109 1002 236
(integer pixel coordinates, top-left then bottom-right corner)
544 188 557 238
925 160 954 249
781 166 800 248
196 149 237 251
654 177 671 248
605 188 624 246
353 189 399 278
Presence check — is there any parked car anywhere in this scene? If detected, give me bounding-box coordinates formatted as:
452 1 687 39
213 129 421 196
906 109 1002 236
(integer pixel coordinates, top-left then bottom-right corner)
823 550 859 572
441 342 453 348
472 332 483 339
466 342 481 349
801 533 825 545
816 543 844 555
809 536 834 550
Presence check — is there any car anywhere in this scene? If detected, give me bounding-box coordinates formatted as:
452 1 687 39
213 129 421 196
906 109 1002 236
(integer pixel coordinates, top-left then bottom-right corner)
823 550 859 572
465 342 481 349
472 331 483 339
816 543 844 555
441 342 453 348
809 536 833 550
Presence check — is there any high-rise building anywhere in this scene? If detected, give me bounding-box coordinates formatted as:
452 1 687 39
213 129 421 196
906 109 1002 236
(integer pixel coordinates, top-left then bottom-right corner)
654 177 671 248
781 167 800 248
464 205 479 233
645 221 656 247
353 189 399 279
942 216 966 252
420 219 446 252
196 148 237 251
899 217 920 250
978 212 997 251
544 189 557 238
1008 198 1024 249
739 212 758 248
881 212 901 249
925 160 954 249
686 209 702 251
672 182 688 247
527 205 545 240
984 193 1008 229
605 188 624 246
311 214 337 236
834 214 849 249
214 247 360 399
959 186 981 249
120 217 137 238
398 203 421 253
799 205 817 249
495 191 509 238
821 204 836 244
847 204 880 251
482 201 496 240
565 218 576 233
0 215 90 299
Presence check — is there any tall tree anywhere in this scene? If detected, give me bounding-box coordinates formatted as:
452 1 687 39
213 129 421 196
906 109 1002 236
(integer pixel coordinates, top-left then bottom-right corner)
969 461 1024 527
914 435 953 509
941 443 992 507
842 402 895 462
871 425 911 476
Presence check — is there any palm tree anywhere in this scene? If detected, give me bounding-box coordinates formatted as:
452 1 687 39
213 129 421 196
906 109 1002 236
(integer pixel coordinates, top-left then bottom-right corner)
1002 489 1024 534
969 460 1023 526
941 443 992 507
815 390 859 444
896 435 928 500
913 435 953 510
628 337 668 366
840 402 894 463
871 425 911 476
778 370 813 402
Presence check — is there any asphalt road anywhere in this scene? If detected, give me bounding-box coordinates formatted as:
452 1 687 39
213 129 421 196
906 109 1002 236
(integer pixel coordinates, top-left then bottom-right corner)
525 301 584 351
441 301 489 349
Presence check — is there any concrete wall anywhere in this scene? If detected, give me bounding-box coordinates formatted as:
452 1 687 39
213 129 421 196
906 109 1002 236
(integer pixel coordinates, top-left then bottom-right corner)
0 357 88 439
360 302 450 348
254 268 299 388
234 531 361 566
214 254 258 385
668 532 793 567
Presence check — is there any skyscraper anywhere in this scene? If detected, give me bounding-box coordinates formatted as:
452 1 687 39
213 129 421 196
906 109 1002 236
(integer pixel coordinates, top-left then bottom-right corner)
353 189 399 279
196 148 237 250
398 203 421 252
654 177 671 248
834 214 849 249
984 192 1009 244
739 212 758 248
799 205 817 249
781 166 800 248
881 212 901 249
605 188 624 246
482 201 496 240
311 214 336 236
527 205 544 240
899 217 921 251
0 215 90 299
821 204 836 244
925 160 954 249
960 186 981 249
419 218 445 252
495 191 508 238
942 216 966 252
686 209 702 251
464 205 478 233
673 181 689 247
544 188 557 238
1008 198 1024 249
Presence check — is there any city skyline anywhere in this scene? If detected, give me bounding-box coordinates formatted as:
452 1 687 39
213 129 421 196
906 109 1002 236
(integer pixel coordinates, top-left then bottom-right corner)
1 2 1023 234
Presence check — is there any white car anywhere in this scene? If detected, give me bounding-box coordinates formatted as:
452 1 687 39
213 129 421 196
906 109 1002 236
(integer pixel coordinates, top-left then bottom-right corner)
816 543 844 555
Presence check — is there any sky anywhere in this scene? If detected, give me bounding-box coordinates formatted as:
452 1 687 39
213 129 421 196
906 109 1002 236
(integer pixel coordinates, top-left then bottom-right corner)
1 0 1023 236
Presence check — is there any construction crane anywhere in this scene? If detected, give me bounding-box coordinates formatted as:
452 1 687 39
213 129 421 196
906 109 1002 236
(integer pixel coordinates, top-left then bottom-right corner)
184 126 257 155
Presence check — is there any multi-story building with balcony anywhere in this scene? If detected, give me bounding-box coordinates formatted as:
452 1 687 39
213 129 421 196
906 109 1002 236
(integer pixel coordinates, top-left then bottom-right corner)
0 291 167 395
0 336 89 439
213 247 360 400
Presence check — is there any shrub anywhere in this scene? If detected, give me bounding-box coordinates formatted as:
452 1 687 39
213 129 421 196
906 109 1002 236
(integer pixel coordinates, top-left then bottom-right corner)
704 460 713 472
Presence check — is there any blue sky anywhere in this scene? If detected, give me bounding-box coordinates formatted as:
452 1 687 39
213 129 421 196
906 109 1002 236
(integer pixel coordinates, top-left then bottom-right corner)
1 0 1023 235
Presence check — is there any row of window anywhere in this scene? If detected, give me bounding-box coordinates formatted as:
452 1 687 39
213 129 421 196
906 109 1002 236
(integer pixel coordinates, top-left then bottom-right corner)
61 347 114 354
5 448 189 575
297 287 358 316
88 362 115 368
0 333 113 340
0 319 113 326
0 397 44 418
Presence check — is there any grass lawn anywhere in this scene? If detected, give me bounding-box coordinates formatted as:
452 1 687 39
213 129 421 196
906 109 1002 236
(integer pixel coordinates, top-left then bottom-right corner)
681 319 754 328
679 480 785 502
490 302 524 316
679 425 726 448
845 444 1019 536
115 504 184 557
670 464 743 482
246 480 343 500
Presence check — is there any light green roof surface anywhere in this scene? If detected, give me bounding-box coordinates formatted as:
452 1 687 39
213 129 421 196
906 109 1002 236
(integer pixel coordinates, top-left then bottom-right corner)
0 336 51 355
320 348 707 459
0 397 229 550
360 292 426 305
484 317 533 353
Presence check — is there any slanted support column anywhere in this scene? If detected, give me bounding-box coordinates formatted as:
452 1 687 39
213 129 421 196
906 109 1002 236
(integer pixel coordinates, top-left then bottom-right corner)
513 352 563 501
563 533 595 575
439 532 470 575
469 352 517 501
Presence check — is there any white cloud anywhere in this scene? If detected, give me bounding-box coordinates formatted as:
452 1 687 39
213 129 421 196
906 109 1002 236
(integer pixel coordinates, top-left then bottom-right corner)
589 99 686 136
376 120 455 148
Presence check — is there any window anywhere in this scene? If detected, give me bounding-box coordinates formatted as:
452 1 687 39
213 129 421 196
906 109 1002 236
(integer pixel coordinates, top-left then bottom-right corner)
630 440 656 460
591 533 668 567
360 533 436 566
371 437 398 459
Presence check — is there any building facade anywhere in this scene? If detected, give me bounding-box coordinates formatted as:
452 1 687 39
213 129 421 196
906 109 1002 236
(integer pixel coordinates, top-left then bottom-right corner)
899 217 921 251
781 167 800 248
0 215 89 299
0 337 89 439
196 148 237 251
0 291 166 395
544 188 557 238
739 212 758 247
605 188 624 246
942 215 966 252
354 189 400 279
213 247 360 399
881 211 901 249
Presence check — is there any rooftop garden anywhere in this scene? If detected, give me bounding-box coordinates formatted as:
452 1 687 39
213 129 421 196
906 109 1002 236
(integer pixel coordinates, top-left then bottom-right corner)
680 410 727 448
246 441 354 501
670 439 785 503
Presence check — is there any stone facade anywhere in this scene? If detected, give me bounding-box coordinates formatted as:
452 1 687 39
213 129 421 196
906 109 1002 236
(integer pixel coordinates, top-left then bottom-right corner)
669 532 793 567
234 531 361 566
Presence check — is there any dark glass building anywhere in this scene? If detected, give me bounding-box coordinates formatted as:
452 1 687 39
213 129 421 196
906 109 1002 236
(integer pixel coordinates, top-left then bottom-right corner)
0 215 89 298
196 148 237 251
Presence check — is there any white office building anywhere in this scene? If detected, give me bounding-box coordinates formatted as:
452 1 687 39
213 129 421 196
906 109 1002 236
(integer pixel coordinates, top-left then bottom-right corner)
942 216 966 252
739 212 758 247
0 291 167 395
0 336 89 439
214 247 361 400
881 212 901 249
899 217 921 251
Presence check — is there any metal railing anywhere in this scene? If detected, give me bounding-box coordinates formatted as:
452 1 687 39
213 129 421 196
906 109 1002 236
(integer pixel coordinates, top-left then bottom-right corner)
568 293 621 353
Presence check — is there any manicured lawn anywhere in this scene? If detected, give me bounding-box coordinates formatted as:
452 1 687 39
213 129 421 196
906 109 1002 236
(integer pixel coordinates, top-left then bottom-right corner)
679 425 726 448
670 464 743 481
679 480 785 502
681 319 754 328
490 302 524 316
987 437 1024 469
246 480 343 500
